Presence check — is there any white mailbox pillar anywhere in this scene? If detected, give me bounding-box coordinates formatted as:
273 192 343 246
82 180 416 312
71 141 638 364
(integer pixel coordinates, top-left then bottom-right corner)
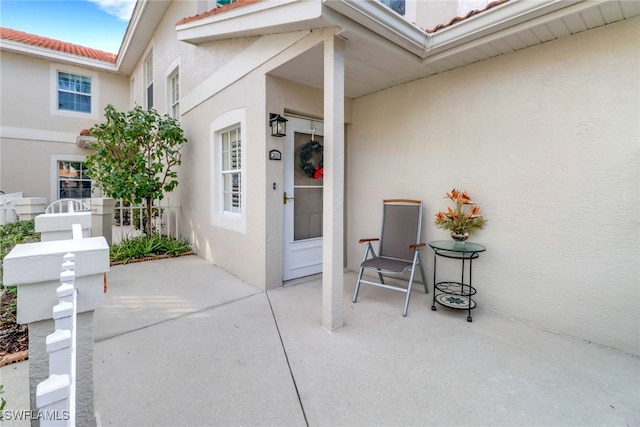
35 212 92 242
3 237 109 427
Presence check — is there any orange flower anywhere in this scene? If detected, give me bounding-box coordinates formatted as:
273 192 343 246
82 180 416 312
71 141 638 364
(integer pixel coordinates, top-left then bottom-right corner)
434 187 486 236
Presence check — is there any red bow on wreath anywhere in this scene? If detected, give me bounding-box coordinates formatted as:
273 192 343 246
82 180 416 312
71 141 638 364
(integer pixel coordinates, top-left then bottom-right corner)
313 166 324 179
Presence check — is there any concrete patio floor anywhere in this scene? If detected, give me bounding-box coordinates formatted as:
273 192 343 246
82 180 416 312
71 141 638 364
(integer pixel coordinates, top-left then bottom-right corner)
1 255 638 426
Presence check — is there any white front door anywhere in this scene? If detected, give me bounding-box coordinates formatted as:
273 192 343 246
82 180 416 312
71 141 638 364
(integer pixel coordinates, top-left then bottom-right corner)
283 116 324 281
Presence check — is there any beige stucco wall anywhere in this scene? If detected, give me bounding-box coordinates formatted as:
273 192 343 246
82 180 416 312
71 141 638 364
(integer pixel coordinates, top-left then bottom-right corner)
0 50 128 197
132 2 348 289
347 17 639 354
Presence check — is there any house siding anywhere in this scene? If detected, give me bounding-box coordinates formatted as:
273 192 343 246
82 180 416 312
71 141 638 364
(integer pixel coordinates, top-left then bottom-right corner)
347 16 639 355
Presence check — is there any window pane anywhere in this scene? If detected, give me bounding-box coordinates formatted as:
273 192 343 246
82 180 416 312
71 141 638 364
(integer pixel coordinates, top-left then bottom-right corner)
147 83 154 109
58 71 92 113
58 160 91 199
220 125 242 214
380 0 405 15
223 173 241 212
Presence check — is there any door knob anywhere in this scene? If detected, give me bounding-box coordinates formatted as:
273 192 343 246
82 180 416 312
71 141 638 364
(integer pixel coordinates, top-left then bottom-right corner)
283 191 295 205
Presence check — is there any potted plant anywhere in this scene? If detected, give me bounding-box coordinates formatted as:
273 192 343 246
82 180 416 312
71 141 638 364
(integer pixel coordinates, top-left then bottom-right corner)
434 188 486 242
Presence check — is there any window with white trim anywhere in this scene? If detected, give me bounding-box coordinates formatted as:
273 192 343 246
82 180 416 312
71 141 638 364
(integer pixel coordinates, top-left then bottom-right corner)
57 160 92 199
144 52 154 109
168 68 180 119
211 108 246 233
221 127 241 213
57 71 92 113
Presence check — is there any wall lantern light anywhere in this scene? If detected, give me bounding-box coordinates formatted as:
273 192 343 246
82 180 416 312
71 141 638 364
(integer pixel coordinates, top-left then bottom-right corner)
269 113 288 137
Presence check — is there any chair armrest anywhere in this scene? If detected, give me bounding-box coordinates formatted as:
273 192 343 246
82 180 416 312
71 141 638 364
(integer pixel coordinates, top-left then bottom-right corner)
410 243 426 250
359 238 380 244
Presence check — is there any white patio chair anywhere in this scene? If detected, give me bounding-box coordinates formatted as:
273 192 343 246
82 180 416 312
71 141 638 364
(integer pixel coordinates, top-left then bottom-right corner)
45 198 91 214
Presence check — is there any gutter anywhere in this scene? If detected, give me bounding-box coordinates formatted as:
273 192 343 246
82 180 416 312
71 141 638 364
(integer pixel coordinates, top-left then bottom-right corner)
324 0 605 62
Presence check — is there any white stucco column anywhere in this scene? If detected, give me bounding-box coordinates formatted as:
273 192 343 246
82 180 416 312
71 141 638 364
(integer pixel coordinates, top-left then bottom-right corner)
322 34 345 331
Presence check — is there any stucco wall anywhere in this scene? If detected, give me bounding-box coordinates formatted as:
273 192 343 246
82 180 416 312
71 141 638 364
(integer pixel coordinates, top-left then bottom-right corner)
347 17 639 354
0 51 128 197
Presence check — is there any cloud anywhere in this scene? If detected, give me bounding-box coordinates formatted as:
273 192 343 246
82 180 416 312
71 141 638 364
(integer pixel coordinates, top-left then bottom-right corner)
88 0 136 21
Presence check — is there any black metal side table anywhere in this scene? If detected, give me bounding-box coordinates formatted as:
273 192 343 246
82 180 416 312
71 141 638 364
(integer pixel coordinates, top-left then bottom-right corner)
429 240 486 322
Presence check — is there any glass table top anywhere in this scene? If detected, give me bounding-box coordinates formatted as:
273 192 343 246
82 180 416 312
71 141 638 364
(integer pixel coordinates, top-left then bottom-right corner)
428 240 486 253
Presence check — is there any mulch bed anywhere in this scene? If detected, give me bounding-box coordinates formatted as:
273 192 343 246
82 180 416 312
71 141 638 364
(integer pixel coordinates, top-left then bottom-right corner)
0 251 195 367
0 289 28 367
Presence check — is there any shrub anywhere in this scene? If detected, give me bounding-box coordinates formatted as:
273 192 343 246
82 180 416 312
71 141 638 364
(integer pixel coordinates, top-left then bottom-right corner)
110 235 192 264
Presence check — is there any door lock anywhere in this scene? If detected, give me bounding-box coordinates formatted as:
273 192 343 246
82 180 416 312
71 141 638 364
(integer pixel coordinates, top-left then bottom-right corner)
283 191 295 205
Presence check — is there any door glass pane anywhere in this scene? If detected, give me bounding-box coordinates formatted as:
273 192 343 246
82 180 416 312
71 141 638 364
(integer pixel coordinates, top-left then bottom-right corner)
293 132 323 240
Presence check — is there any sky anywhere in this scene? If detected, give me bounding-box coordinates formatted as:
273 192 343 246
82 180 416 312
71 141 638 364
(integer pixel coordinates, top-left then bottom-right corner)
0 0 136 53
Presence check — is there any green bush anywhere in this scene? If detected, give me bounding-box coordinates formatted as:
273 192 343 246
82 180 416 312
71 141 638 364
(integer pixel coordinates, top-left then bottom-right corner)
1 220 40 330
110 235 192 264
1 220 41 288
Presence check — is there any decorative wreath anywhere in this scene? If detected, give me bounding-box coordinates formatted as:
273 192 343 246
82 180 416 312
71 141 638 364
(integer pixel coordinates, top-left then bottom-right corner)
299 140 324 179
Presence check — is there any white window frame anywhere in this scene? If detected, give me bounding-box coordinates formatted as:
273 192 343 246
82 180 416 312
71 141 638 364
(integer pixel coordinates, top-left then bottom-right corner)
50 65 99 119
144 51 154 109
50 154 93 203
211 108 247 233
166 58 180 119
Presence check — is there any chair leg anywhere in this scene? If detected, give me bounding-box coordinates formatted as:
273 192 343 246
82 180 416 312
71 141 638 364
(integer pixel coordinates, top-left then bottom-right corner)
417 253 429 294
403 258 420 317
353 266 365 303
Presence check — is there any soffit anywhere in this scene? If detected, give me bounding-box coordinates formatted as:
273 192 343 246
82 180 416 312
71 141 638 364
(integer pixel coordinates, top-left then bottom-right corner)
187 0 639 99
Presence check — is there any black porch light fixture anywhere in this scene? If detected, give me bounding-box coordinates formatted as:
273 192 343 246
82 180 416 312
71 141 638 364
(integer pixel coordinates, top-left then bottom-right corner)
269 113 288 137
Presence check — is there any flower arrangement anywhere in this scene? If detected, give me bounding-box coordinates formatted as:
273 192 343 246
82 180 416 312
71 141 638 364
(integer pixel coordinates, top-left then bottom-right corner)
434 188 486 241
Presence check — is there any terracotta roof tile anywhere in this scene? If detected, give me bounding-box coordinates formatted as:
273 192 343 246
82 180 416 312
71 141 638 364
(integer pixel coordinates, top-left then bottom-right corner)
0 27 117 63
425 0 510 33
176 0 261 26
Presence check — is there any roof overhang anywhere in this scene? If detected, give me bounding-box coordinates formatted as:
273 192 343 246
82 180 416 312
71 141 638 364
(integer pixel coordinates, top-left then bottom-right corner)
176 0 329 43
116 0 172 75
0 39 119 73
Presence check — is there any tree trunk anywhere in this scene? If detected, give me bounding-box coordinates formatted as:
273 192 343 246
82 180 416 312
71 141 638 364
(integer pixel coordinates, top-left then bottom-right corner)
145 198 153 235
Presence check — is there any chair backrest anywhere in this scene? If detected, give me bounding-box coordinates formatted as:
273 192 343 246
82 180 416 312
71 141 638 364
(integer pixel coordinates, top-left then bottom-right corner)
45 199 91 214
379 199 422 261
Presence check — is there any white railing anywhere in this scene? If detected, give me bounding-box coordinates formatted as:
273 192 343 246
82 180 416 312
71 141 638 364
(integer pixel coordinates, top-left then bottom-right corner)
35 252 77 426
113 197 180 242
0 192 23 225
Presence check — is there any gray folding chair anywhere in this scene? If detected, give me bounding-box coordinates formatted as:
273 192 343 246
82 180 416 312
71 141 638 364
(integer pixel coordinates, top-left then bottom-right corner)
353 199 428 316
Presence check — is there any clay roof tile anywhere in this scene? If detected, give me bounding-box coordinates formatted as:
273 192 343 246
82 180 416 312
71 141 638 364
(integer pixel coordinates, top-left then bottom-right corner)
0 27 117 63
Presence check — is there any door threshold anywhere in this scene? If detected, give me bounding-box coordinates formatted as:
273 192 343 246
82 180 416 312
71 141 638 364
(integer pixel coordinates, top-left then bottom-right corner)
283 273 322 287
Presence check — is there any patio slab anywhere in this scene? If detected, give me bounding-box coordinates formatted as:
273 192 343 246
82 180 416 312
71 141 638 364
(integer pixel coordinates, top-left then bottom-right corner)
1 255 638 426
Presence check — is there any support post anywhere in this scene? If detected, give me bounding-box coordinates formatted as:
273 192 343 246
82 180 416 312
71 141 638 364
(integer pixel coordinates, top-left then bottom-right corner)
322 34 345 331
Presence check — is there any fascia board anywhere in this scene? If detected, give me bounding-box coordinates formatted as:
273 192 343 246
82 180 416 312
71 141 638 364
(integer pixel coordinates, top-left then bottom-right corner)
323 0 427 57
325 0 600 61
176 0 322 44
426 0 584 56
0 40 118 73
116 0 171 74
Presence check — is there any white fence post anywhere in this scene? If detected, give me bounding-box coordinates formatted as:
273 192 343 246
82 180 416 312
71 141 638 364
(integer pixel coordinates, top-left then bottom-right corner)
35 252 77 426
0 191 23 224
3 230 108 427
